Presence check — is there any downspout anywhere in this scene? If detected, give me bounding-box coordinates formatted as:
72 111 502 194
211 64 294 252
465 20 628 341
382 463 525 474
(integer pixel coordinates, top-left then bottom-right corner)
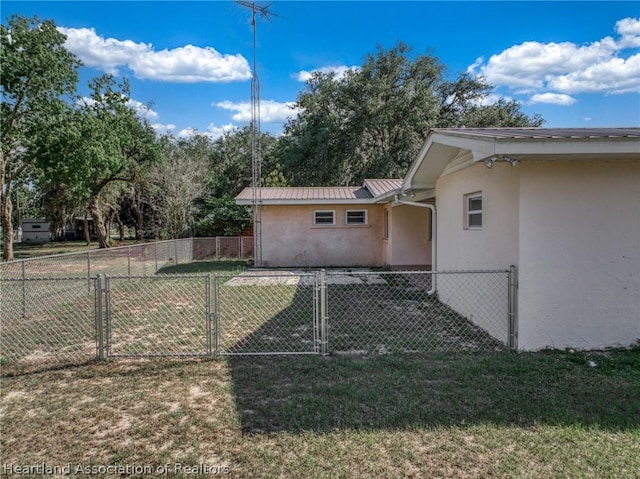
394 194 437 294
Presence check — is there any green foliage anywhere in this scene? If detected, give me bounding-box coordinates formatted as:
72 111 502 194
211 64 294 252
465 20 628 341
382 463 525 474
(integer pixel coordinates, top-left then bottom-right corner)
194 196 251 237
35 74 162 247
1 14 81 259
279 42 544 186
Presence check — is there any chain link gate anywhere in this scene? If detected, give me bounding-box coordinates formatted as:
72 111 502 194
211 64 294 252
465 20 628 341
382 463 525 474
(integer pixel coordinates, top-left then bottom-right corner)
99 272 322 358
215 272 321 355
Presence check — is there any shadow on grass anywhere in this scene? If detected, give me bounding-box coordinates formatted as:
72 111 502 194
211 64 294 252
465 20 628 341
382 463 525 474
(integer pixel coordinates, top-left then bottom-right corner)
224 276 640 434
229 349 640 434
157 260 247 275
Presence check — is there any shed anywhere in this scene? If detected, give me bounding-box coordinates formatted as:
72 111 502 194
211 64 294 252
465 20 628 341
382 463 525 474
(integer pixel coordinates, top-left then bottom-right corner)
21 218 51 243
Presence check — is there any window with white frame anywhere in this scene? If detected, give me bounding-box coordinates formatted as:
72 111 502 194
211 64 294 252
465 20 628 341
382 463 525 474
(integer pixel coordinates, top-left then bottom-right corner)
345 209 367 226
465 192 482 229
314 210 335 226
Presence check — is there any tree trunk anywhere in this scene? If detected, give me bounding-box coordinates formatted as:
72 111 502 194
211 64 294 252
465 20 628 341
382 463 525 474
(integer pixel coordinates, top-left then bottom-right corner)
132 187 144 241
88 196 110 249
1 191 14 261
83 216 91 245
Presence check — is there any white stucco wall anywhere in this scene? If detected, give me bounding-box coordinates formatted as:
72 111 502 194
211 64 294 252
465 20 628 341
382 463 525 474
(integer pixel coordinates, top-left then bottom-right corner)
517 160 640 350
434 163 520 344
261 204 384 267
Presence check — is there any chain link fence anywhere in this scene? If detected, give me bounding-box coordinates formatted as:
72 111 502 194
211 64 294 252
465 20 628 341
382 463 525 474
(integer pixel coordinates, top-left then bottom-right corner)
325 270 510 354
1 247 515 373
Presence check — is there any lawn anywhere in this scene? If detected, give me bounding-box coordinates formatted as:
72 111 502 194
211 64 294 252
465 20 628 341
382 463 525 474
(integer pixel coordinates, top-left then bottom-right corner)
1 349 639 478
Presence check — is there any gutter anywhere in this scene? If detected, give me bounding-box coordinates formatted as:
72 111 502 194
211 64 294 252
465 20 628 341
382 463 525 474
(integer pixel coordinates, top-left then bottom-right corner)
393 194 437 295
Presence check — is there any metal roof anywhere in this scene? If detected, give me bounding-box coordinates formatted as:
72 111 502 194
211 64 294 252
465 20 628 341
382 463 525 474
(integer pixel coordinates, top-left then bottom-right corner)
363 179 403 197
431 127 640 140
403 127 640 193
235 179 402 205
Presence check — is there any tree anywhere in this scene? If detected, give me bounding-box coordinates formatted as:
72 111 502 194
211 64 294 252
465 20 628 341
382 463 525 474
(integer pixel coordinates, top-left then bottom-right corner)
1 14 80 260
37 74 162 248
146 135 210 239
279 43 544 186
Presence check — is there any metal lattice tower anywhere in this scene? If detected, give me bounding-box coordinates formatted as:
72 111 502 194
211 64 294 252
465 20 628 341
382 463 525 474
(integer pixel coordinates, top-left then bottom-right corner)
236 1 278 267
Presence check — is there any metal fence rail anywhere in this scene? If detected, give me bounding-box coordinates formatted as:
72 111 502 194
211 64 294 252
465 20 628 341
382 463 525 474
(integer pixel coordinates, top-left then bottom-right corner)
1 259 516 374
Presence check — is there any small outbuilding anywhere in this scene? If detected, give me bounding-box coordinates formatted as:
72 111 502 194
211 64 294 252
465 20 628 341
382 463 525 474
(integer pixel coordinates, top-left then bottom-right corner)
21 218 51 243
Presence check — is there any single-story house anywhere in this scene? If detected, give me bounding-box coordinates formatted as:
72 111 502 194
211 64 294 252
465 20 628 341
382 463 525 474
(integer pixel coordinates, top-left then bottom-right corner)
236 127 640 350
236 179 433 269
21 218 51 243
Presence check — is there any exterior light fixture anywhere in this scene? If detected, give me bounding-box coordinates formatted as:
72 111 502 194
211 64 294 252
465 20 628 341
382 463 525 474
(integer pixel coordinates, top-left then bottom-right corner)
507 157 519 167
484 158 495 169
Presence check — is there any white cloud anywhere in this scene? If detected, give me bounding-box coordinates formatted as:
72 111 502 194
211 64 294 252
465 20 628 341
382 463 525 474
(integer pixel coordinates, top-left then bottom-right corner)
177 123 237 140
616 18 640 48
126 100 159 121
294 65 359 82
215 100 300 123
468 17 640 96
58 26 251 83
529 93 577 106
152 123 176 135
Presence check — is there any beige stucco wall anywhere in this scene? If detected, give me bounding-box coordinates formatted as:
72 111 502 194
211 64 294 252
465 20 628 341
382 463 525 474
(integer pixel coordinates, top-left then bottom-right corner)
386 204 432 269
517 160 640 350
261 204 384 267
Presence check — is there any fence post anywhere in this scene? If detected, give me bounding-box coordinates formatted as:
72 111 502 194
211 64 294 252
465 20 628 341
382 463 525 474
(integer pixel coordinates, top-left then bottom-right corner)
216 236 221 261
240 236 244 260
214 274 220 356
96 274 105 360
154 243 158 272
87 251 91 293
206 274 212 357
21 261 26 318
508 265 518 350
319 269 328 355
174 239 179 266
127 246 131 275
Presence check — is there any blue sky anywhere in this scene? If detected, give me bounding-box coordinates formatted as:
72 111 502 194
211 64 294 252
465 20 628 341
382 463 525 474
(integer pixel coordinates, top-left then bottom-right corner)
3 1 640 137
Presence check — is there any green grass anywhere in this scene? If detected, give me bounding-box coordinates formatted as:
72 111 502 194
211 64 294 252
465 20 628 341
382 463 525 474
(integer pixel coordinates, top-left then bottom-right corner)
1 349 639 478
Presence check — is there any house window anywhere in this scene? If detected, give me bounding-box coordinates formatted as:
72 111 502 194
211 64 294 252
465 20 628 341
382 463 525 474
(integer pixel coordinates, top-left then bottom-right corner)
346 209 367 225
465 193 482 229
31 224 41 229
314 210 335 226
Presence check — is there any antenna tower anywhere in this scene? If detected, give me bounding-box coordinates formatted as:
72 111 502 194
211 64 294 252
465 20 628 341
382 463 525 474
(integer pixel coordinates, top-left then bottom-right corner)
236 1 277 267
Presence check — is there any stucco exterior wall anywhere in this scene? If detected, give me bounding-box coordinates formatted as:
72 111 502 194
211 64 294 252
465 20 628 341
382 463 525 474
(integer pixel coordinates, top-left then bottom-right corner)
435 163 520 270
434 162 520 344
387 205 432 269
517 160 640 350
260 204 384 267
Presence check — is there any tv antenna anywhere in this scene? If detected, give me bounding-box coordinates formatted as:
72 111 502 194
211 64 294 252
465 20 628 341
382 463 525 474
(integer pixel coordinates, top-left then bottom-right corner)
236 1 279 267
